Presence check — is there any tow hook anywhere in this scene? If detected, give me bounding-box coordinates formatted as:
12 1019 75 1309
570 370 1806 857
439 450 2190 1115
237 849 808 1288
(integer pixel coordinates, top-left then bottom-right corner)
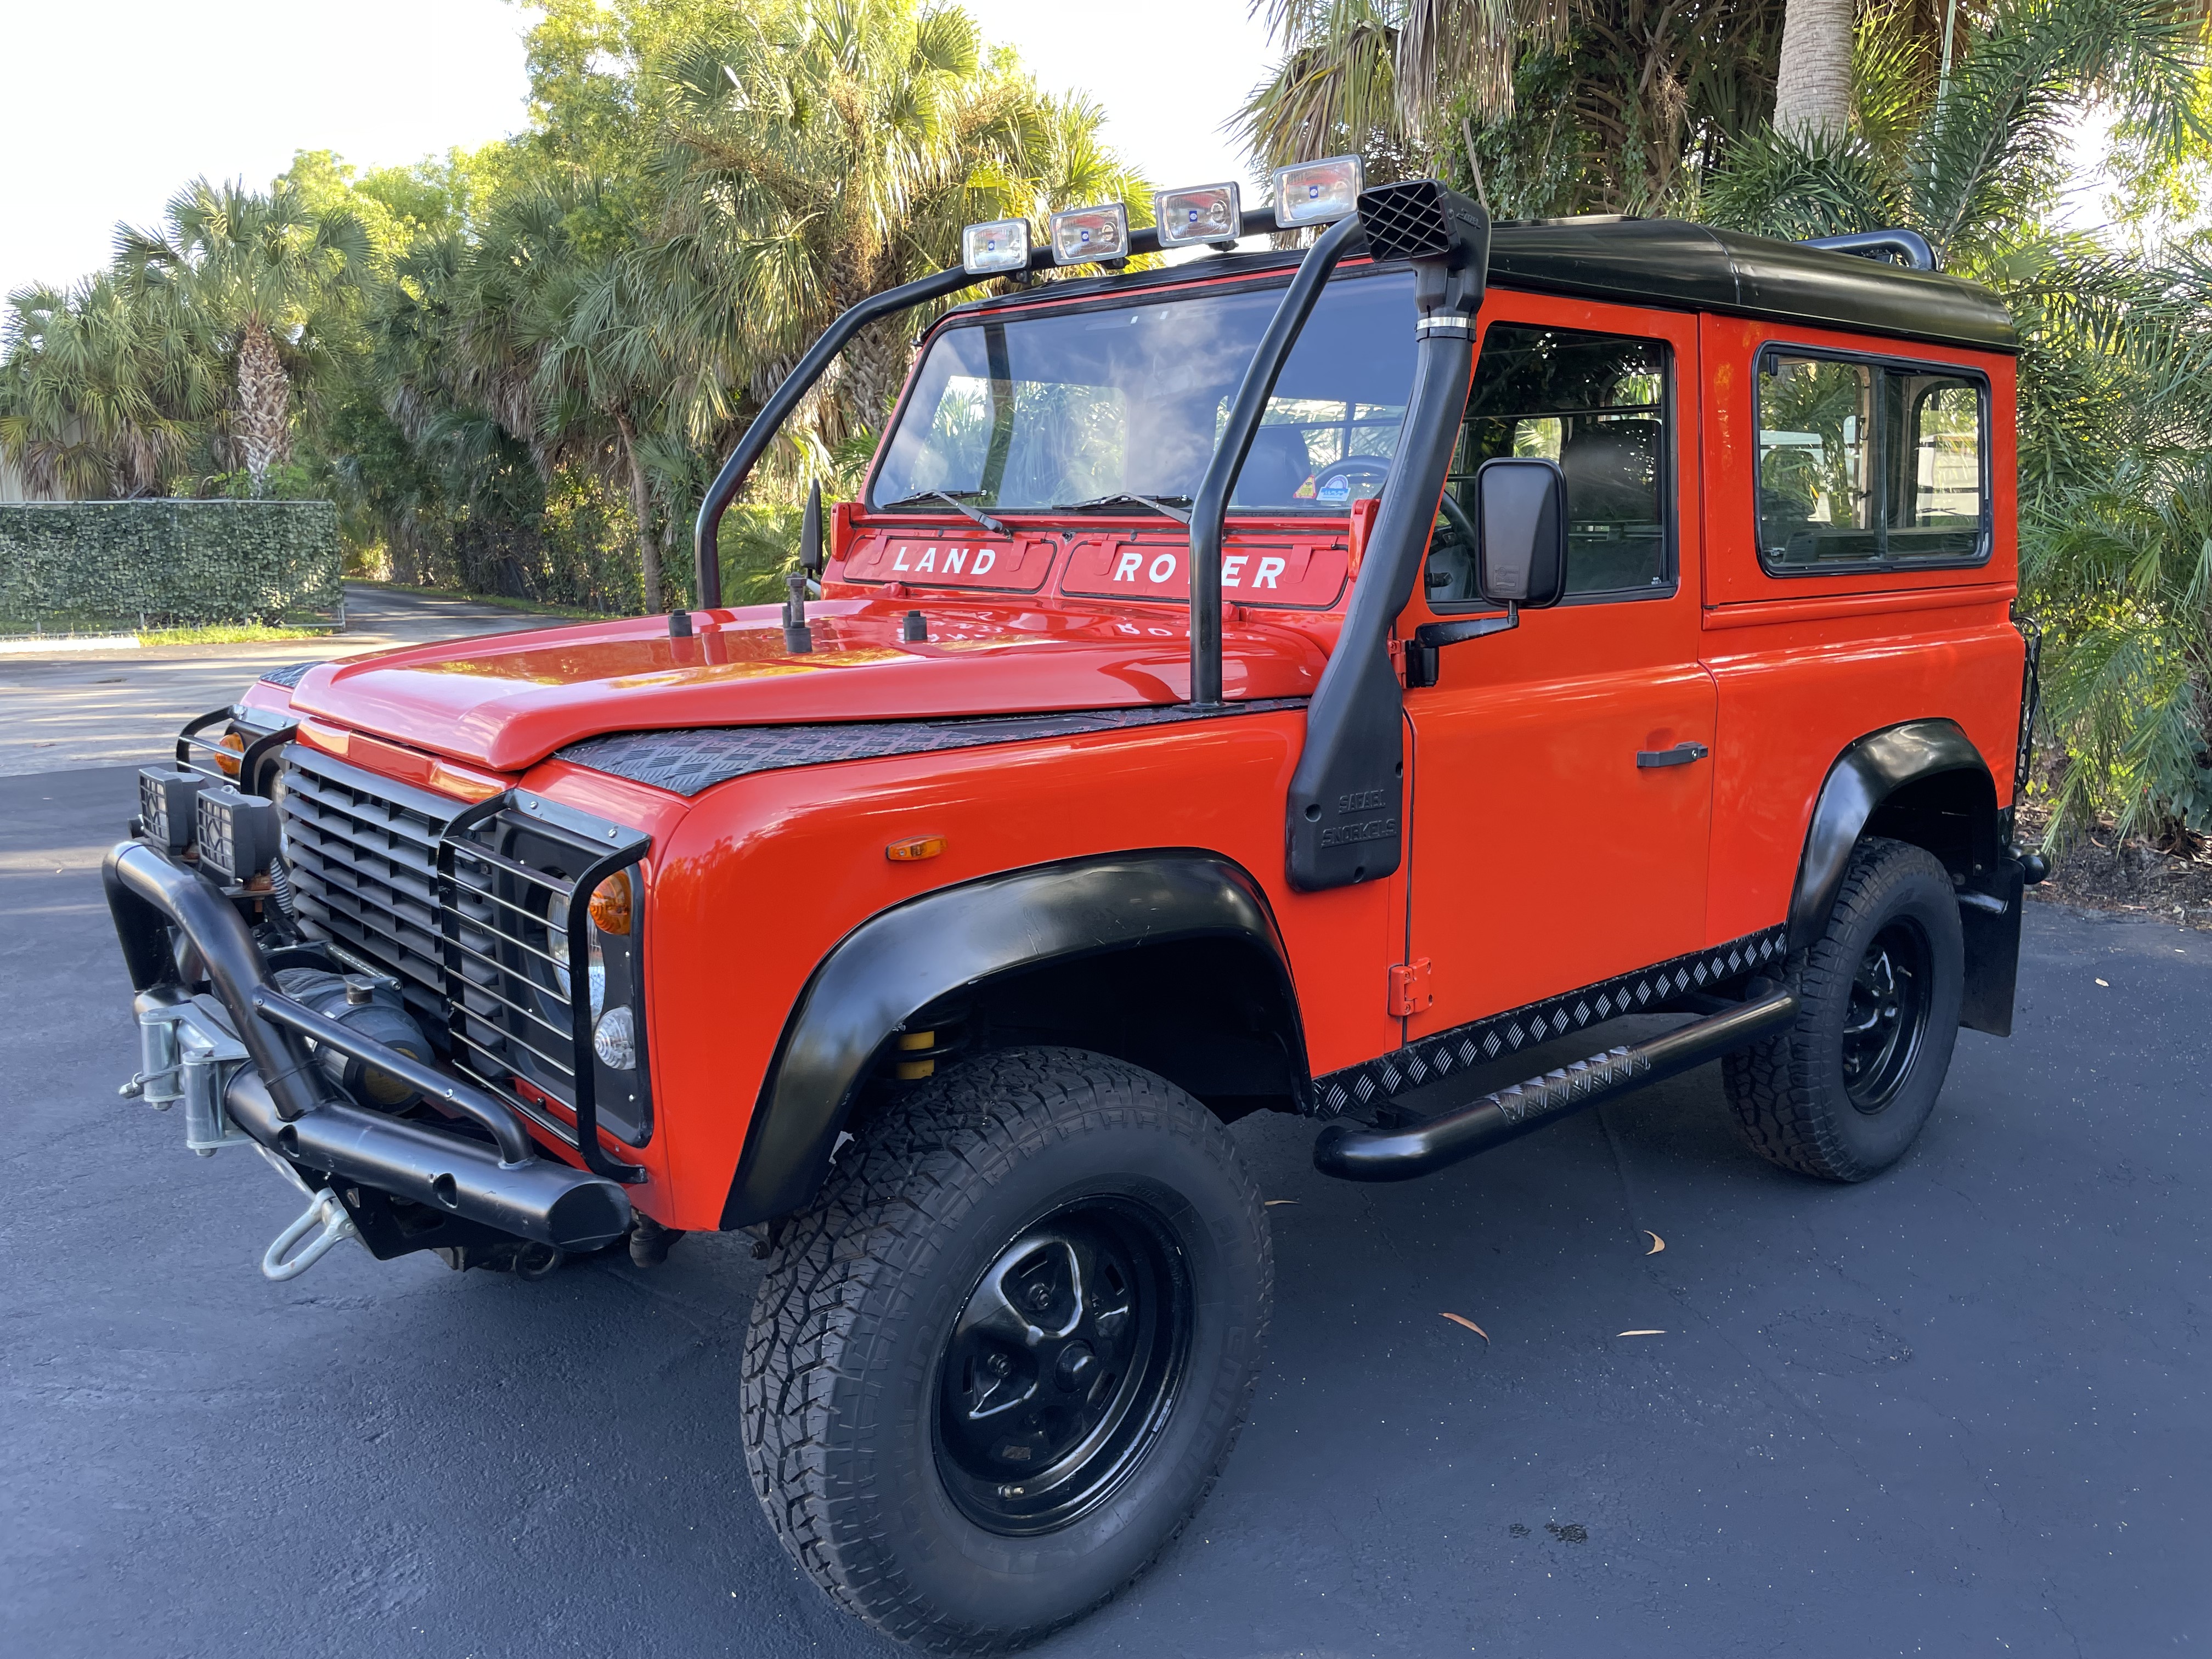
262 1187 361 1281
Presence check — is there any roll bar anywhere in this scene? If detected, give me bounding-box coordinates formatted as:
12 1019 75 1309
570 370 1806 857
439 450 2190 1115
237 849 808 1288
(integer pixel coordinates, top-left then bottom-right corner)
691 207 1284 608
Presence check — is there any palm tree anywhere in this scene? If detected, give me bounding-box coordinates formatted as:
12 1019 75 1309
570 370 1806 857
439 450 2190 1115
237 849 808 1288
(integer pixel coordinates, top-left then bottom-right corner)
117 179 369 495
0 270 218 498
1238 0 1788 215
646 0 1152 466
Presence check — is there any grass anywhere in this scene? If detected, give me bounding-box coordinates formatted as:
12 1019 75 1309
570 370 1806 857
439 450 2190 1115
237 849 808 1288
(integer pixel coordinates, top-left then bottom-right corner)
134 623 327 646
346 579 609 620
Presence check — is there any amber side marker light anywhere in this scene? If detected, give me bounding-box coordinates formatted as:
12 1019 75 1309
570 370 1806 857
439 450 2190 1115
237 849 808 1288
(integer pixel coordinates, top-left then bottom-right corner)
588 870 634 934
886 835 947 862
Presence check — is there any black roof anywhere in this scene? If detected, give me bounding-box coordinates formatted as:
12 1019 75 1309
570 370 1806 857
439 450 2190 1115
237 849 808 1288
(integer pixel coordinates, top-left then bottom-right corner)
940 217 2018 356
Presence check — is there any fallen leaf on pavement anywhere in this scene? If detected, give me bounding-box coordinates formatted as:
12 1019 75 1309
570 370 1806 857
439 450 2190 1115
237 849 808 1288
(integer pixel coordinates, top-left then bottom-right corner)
1440 1312 1489 1340
1643 1231 1665 1254
2095 978 2109 986
1263 1199 1298 1207
1617 1329 1666 1337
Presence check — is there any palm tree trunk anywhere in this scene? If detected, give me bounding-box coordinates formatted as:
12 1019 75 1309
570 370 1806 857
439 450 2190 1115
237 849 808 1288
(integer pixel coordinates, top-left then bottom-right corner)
614 409 662 612
1773 0 1855 142
234 317 291 496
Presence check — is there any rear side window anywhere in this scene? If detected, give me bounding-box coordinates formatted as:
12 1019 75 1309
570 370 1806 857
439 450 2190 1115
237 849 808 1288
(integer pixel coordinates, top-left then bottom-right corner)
1757 351 1989 572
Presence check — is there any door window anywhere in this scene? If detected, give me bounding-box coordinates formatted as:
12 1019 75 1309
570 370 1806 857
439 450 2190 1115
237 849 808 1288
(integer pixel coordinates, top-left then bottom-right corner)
1757 351 1989 571
1429 325 1672 606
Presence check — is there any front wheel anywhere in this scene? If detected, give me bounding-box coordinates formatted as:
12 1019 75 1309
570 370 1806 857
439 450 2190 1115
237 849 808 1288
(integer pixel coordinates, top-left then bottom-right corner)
1723 837 1965 1181
741 1047 1271 1653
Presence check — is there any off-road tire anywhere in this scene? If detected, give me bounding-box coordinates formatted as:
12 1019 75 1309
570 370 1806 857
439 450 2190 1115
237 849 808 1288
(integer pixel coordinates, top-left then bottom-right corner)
741 1046 1272 1654
1723 837 1964 1181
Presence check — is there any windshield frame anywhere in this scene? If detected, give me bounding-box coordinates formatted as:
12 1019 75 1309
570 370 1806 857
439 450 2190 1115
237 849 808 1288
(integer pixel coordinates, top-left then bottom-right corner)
861 258 1413 522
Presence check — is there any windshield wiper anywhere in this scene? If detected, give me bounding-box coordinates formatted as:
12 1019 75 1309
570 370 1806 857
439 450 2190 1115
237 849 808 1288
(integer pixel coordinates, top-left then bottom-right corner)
874 489 1011 537
1057 492 1194 525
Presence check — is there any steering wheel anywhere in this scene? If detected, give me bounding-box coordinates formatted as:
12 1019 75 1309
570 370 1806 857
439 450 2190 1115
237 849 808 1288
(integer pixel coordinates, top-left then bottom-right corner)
1435 488 1477 550
1308 455 1393 505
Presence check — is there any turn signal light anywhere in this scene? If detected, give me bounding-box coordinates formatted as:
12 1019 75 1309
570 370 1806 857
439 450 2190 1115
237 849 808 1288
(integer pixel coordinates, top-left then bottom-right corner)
216 730 246 777
886 835 947 862
587 870 634 935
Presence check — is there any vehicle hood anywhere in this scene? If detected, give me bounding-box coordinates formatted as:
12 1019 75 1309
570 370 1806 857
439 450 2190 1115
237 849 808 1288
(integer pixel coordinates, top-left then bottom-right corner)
287 599 1330 773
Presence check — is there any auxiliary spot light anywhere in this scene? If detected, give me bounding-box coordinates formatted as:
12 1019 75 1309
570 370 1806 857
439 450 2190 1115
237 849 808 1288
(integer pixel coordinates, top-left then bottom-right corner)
1155 182 1242 249
1048 202 1130 266
1271 155 1364 228
961 218 1032 276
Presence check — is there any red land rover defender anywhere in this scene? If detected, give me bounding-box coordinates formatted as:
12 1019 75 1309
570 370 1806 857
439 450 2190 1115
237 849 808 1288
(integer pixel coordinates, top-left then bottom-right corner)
106 166 2039 1652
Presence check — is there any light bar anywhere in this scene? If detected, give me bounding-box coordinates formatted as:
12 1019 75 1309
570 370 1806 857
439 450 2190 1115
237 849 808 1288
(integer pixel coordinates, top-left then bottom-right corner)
1155 182 1243 248
1272 155 1364 228
1048 202 1130 266
961 218 1031 276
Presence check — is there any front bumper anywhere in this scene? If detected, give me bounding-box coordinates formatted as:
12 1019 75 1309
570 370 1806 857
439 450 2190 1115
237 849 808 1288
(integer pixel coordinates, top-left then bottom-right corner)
104 838 634 1255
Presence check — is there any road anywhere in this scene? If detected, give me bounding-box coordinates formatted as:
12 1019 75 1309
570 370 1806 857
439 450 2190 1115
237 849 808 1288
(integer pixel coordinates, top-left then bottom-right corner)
0 584 570 776
3 764 2206 1657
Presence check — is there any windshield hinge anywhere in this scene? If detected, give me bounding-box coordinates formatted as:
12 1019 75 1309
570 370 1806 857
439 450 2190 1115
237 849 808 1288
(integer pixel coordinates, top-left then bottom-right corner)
1388 958 1434 1018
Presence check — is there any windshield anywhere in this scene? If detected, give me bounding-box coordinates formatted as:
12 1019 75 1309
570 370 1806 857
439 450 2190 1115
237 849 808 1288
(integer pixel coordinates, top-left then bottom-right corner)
870 269 1417 514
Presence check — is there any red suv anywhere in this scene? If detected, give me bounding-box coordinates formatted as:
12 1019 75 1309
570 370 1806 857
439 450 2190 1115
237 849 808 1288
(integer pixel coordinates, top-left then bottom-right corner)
107 167 2038 1652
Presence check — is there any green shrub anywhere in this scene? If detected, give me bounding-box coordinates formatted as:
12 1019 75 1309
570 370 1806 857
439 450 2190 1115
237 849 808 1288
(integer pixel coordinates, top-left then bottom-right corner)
0 500 342 634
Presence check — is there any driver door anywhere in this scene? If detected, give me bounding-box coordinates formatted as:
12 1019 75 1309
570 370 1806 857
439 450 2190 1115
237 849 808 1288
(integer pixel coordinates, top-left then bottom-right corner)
1401 295 1716 1040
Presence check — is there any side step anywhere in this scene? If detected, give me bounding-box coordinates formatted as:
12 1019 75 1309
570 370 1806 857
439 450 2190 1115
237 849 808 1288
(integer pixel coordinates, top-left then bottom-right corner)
1312 988 1799 1182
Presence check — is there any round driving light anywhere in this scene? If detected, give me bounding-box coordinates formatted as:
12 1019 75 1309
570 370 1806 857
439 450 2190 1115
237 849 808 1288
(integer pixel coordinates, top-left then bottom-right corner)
588 870 633 935
593 1005 637 1070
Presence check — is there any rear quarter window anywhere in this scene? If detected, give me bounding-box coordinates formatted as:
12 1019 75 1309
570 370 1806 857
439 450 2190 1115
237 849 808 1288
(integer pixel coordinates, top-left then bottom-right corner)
1757 349 1990 574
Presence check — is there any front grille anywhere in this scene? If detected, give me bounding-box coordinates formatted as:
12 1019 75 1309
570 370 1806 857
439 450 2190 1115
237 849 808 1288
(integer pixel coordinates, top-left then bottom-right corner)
281 748 452 1031
276 744 652 1173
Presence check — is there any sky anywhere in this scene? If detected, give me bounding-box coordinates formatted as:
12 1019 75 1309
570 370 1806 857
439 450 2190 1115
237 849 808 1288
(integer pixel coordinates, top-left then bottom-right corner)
0 0 1276 302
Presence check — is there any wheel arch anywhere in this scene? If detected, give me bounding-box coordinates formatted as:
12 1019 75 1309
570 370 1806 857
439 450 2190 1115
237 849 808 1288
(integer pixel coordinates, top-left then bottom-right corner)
720 851 1308 1228
1786 718 2001 956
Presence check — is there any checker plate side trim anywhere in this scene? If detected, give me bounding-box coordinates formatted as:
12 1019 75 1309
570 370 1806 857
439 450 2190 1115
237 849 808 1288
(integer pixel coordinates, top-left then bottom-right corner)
1310 926 1787 1118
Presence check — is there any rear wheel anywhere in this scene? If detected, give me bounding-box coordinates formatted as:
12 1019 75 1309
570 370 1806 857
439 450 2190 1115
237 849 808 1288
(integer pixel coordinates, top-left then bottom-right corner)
742 1047 1271 1653
1723 837 1964 1181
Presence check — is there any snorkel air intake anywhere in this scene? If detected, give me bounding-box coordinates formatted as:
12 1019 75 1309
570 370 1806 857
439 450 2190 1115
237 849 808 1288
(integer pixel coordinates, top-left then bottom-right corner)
1183 179 1491 890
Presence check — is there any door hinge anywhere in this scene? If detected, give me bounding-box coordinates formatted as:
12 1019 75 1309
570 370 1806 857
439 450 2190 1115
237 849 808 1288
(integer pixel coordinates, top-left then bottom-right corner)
1389 957 1434 1017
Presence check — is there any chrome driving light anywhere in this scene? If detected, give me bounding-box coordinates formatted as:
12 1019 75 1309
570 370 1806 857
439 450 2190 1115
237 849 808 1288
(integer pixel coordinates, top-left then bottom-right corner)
1155 182 1242 248
962 218 1032 275
1048 202 1130 266
1271 155 1364 228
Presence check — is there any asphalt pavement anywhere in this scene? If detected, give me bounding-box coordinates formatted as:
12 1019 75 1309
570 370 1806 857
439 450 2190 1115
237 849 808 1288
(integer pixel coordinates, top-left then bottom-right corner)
0 584 570 776
4 761 2206 1658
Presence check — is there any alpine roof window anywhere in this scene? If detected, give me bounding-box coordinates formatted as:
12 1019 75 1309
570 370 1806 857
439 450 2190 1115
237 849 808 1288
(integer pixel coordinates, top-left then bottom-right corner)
1757 349 1990 572
869 270 1417 515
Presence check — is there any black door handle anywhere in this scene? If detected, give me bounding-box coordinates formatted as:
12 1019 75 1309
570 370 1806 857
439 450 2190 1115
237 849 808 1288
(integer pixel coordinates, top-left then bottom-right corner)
1637 741 1709 768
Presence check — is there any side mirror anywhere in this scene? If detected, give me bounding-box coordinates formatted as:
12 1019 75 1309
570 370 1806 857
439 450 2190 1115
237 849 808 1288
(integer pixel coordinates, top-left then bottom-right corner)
1474 457 1566 609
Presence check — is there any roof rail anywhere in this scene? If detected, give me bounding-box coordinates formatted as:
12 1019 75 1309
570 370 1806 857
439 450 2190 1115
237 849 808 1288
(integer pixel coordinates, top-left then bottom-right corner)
1799 229 1936 271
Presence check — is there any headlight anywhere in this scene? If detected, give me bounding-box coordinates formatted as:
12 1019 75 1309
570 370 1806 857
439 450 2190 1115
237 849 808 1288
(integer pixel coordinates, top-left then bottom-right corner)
546 892 608 1019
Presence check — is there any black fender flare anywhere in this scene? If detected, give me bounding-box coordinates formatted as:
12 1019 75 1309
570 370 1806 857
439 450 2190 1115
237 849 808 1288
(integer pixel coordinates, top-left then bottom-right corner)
1786 718 2000 954
720 851 1302 1228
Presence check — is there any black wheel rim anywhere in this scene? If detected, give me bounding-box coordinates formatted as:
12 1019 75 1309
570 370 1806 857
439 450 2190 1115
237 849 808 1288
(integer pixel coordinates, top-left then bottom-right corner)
1840 918 1933 1113
933 1195 1191 1536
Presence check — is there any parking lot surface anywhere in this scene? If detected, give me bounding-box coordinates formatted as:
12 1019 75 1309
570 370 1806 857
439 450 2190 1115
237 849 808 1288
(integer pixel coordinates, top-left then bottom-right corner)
0 585 567 775
4 763 2206 1658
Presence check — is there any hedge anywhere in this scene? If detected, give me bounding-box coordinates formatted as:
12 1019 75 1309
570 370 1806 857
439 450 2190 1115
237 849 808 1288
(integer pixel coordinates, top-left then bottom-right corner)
0 500 343 634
